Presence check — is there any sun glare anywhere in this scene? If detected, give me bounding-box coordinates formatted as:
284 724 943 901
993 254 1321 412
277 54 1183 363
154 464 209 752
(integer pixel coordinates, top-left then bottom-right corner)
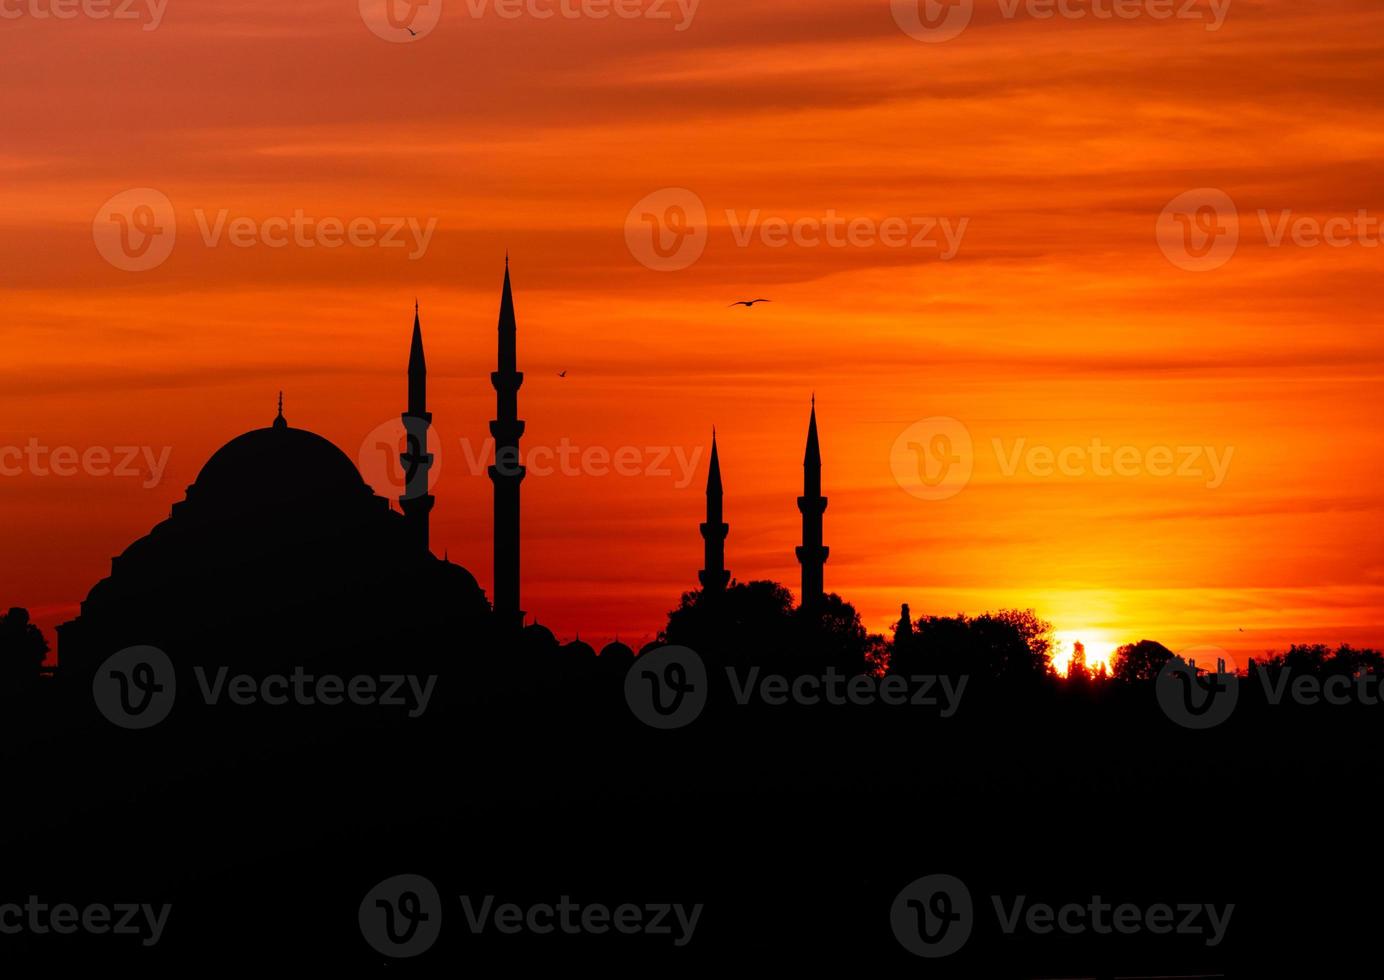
1052 630 1118 678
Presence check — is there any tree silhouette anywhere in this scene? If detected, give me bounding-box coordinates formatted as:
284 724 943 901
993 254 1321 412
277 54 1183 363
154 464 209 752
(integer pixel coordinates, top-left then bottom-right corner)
890 608 1052 682
662 580 871 675
1110 639 1175 683
0 607 49 692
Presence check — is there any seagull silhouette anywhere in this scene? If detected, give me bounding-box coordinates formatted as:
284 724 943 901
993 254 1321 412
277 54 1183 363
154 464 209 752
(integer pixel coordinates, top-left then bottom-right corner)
729 299 772 308
405 27 418 36
558 370 567 378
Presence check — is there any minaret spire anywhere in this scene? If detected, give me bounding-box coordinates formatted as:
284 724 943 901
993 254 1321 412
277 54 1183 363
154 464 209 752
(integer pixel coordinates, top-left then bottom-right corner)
489 256 526 632
273 391 286 429
795 398 828 607
400 303 434 553
699 426 730 592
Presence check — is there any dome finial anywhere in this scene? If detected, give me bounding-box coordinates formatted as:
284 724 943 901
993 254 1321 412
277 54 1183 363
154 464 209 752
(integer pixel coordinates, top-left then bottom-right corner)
273 391 286 429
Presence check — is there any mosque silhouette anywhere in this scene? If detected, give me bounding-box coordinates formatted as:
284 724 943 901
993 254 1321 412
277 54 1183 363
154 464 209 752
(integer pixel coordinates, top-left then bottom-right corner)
54 258 832 676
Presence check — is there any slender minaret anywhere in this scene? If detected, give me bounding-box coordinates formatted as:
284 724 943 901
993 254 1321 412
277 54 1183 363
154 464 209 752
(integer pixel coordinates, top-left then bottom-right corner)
400 301 434 553
795 397 829 607
699 428 730 592
488 257 525 631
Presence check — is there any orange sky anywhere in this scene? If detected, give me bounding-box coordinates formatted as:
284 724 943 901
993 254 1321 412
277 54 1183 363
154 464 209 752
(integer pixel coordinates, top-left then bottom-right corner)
2 0 1382 662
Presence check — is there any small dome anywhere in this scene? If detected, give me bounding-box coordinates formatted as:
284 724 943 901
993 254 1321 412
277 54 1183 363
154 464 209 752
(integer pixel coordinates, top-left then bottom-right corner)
562 637 596 659
600 640 635 661
522 622 558 650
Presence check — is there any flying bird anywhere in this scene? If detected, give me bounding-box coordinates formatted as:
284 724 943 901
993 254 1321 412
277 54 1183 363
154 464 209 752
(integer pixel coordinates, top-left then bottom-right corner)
405 27 418 36
557 370 567 378
729 299 772 308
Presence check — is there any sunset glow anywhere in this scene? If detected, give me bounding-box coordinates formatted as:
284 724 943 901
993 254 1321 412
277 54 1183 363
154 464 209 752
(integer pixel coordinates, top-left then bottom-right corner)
3 0 1382 662
1052 630 1118 678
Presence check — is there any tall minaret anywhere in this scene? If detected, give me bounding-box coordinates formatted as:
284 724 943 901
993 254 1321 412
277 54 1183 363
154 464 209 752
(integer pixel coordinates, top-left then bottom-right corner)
488 257 525 631
400 301 434 553
795 397 829 607
699 428 730 592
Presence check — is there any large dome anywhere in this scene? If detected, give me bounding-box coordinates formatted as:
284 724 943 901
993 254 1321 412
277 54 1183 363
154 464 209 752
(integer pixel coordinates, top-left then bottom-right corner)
185 420 375 511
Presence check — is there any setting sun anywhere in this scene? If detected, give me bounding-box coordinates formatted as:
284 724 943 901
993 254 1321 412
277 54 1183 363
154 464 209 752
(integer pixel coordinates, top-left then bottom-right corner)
1052 631 1118 678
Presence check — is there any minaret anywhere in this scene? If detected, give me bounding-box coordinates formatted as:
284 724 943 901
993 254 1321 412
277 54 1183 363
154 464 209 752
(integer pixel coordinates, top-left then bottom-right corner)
795 397 829 607
400 301 434 553
488 257 525 631
698 428 730 592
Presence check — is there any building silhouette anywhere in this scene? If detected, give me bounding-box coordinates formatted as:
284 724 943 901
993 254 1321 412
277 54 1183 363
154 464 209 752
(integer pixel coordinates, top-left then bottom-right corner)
796 398 829 607
691 401 831 609
56 305 492 678
400 301 434 552
489 256 526 633
698 428 730 592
